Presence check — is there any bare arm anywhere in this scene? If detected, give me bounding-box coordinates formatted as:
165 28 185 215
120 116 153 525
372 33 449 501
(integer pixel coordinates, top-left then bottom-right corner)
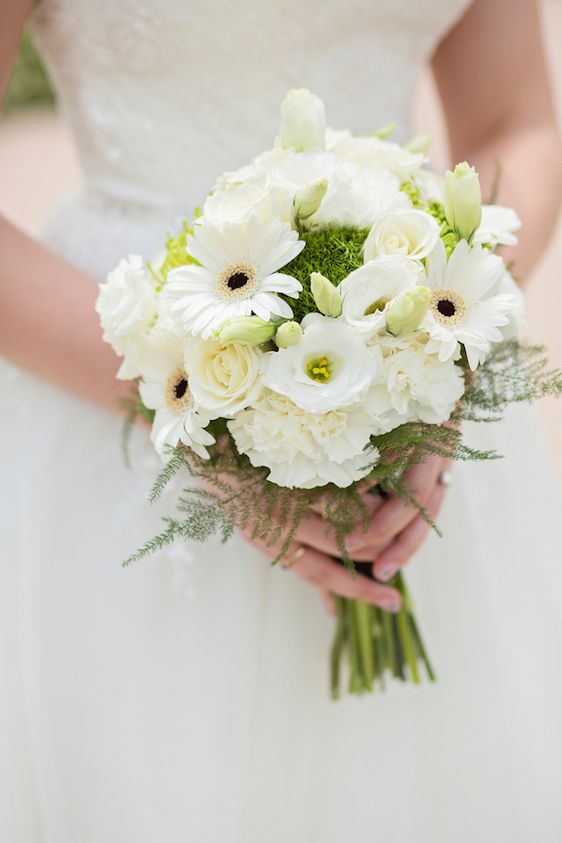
0 0 127 412
432 0 562 281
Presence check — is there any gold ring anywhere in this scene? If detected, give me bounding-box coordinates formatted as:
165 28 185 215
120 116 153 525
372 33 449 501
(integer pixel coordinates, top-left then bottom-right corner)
280 546 305 569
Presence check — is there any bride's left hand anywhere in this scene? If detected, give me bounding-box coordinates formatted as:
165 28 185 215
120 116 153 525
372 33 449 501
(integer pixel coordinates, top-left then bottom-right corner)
350 455 452 582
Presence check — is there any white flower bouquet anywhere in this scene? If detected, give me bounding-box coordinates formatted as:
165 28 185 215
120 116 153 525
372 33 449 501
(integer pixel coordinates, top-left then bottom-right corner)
97 89 561 698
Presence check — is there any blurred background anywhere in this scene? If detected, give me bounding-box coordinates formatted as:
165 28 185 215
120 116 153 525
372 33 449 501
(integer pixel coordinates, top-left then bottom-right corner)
1 7 561 477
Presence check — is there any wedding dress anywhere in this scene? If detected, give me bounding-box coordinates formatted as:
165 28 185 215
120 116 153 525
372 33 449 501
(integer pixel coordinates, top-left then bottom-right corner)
2 1 562 840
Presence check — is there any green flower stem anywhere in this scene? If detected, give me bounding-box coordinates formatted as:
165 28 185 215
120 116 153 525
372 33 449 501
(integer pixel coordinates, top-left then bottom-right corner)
329 572 435 698
353 600 374 692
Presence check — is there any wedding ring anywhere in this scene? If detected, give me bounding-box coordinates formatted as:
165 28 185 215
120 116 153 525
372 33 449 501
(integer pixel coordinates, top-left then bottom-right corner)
439 470 453 487
280 546 305 569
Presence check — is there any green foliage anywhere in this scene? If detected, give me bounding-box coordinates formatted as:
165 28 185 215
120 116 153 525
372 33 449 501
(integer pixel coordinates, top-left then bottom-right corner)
279 226 369 321
3 31 54 114
427 200 458 255
150 220 199 288
122 338 562 570
400 180 424 209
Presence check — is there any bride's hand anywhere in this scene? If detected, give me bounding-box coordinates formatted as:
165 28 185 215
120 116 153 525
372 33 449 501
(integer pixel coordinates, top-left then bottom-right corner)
346 455 452 582
239 519 403 615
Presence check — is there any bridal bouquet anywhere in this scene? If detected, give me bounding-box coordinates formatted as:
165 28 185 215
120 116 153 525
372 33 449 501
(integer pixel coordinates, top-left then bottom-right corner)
96 89 561 697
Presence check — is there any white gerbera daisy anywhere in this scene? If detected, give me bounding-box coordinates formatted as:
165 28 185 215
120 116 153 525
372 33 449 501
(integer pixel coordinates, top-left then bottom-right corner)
423 239 514 370
138 326 215 460
164 215 304 338
228 388 379 489
262 313 377 413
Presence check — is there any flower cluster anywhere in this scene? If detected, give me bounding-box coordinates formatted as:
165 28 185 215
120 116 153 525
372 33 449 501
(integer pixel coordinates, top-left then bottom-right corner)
97 88 523 489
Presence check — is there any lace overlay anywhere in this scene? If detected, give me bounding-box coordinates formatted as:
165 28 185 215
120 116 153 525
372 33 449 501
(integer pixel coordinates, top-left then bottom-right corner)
31 0 470 277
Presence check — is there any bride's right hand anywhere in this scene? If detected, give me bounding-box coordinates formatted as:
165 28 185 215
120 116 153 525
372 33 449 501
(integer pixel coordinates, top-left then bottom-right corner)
238 510 402 616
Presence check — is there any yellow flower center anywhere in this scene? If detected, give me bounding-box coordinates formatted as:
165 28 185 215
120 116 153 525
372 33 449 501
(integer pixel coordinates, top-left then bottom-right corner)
165 366 192 413
430 288 467 327
364 297 389 316
217 263 258 299
306 356 333 383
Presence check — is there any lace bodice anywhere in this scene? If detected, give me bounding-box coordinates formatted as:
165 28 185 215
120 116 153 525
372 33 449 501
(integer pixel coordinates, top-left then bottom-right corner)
31 0 471 278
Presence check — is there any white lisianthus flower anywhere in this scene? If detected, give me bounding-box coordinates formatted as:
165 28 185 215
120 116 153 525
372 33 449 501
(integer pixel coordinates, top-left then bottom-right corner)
423 239 514 370
366 334 465 433
498 270 525 340
137 326 215 460
327 131 425 180
339 256 422 340
228 388 379 489
262 313 376 413
186 336 263 418
95 255 158 377
414 168 445 204
363 209 440 262
279 88 326 152
473 205 522 248
164 215 304 338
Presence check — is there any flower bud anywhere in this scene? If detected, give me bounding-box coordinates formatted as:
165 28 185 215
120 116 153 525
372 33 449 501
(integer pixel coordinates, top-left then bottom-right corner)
279 89 326 152
217 316 276 346
386 286 430 336
444 162 482 241
369 121 397 140
294 178 329 221
403 133 431 154
310 272 343 317
275 320 303 348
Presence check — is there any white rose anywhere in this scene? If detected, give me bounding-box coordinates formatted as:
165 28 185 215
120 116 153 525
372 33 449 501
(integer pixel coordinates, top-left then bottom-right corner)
262 313 376 413
228 388 379 489
95 255 158 358
204 172 293 225
339 256 422 340
363 209 440 262
186 336 263 418
279 88 326 152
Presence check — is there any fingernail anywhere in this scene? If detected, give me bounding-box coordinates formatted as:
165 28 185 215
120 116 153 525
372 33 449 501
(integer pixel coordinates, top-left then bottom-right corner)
380 599 401 613
379 563 399 582
346 534 365 553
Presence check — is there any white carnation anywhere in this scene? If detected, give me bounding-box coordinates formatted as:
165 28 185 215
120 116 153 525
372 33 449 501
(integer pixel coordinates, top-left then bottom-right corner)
255 148 407 228
262 313 376 413
186 336 263 418
366 334 465 433
228 389 379 489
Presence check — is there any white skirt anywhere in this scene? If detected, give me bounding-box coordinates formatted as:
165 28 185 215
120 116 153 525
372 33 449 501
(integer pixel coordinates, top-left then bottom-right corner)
2 195 562 841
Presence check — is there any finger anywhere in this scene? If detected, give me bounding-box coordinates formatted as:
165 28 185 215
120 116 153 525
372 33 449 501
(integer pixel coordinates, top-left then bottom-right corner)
372 478 448 581
295 512 382 562
318 588 336 615
347 455 444 551
291 546 402 611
